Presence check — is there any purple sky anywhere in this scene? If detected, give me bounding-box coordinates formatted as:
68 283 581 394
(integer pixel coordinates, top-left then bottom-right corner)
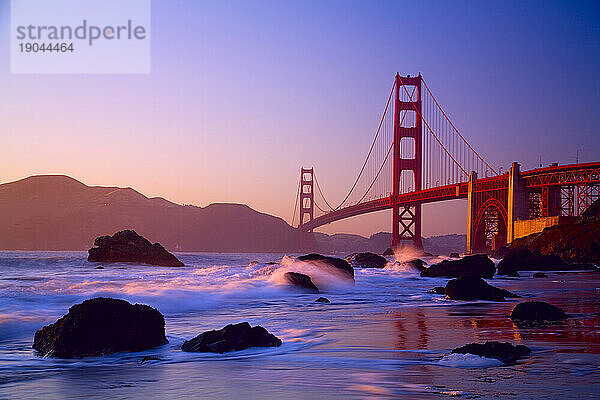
1 0 599 237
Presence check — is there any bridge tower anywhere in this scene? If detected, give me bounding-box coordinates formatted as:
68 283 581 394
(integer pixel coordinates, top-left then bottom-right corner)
392 73 423 249
299 168 315 250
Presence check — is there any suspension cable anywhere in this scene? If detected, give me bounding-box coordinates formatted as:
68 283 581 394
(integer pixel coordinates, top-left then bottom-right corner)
397 76 468 176
422 78 498 175
325 80 396 210
357 141 394 203
313 171 336 211
291 174 301 226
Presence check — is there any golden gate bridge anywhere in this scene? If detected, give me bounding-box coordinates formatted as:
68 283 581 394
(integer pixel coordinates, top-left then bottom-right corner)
292 73 600 253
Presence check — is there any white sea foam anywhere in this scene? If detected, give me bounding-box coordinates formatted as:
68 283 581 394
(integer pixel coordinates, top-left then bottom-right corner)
437 353 504 368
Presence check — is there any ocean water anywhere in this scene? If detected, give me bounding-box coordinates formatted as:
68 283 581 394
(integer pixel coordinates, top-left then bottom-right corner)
0 251 598 399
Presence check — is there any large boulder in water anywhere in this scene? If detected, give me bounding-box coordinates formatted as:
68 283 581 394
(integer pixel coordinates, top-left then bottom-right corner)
452 341 531 365
88 230 183 267
496 248 568 276
181 322 281 353
510 301 567 322
445 276 520 301
283 272 319 293
32 297 167 358
421 254 495 279
346 252 387 269
297 254 354 280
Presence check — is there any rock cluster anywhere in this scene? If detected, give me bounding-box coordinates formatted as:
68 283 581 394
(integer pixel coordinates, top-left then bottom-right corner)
510 301 567 321
444 276 520 301
88 230 184 267
451 341 531 365
181 322 282 353
421 254 495 279
283 272 319 293
345 252 387 269
33 297 167 358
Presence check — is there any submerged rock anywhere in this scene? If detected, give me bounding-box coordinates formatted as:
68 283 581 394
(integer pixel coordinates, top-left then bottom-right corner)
32 297 167 358
297 254 354 280
283 272 319 293
510 301 567 321
449 252 460 258
428 286 446 295
445 276 520 301
496 248 567 276
405 258 427 271
88 230 184 267
421 254 495 279
451 341 531 365
346 252 387 269
181 322 281 353
315 297 330 303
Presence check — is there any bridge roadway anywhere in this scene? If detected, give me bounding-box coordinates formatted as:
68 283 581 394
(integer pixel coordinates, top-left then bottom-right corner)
300 161 600 231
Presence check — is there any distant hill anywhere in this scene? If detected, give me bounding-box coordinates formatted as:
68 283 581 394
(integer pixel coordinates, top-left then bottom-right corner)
0 175 467 254
314 232 466 256
0 175 299 251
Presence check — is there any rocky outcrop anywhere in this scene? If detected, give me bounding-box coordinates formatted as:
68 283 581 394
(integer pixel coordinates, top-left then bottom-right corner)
510 301 567 321
497 248 595 275
345 252 387 269
507 204 600 265
32 297 167 358
283 272 319 293
315 297 330 303
451 341 531 365
181 322 281 353
428 286 446 295
449 252 460 258
445 276 520 301
88 230 184 267
421 254 495 279
382 248 394 256
297 254 354 280
497 248 567 276
405 258 427 271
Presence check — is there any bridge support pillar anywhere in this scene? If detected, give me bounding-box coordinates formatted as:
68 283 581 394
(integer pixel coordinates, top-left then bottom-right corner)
391 73 423 250
466 171 477 254
507 162 528 243
299 168 315 251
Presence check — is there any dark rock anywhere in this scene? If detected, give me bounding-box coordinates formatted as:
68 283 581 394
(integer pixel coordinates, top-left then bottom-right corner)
140 355 160 364
283 272 319 293
451 341 531 365
95 266 104 269
405 258 427 271
181 322 281 353
449 252 460 258
346 252 387 269
532 272 547 278
445 276 520 301
297 254 354 280
421 254 495 279
32 297 167 358
428 287 446 295
88 230 184 267
510 301 567 321
315 297 330 303
382 247 394 256
490 245 510 259
497 248 567 275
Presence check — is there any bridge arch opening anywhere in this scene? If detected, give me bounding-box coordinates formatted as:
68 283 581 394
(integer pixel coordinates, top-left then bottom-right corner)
472 198 508 252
